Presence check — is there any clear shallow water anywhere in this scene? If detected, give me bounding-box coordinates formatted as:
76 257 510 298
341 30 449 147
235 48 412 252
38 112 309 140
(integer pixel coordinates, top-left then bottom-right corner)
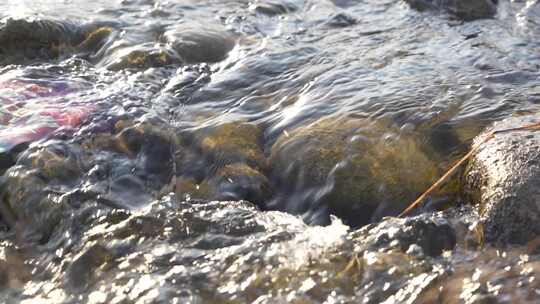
0 0 539 303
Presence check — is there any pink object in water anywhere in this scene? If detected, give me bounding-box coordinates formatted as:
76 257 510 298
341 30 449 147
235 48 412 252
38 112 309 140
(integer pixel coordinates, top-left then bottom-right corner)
39 106 90 128
0 80 94 153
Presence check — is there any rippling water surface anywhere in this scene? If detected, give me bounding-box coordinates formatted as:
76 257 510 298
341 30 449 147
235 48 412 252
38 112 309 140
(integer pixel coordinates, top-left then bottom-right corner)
0 0 539 303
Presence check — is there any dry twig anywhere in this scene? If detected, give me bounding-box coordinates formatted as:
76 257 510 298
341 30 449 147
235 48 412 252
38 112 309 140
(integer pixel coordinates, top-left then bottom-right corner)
398 121 540 217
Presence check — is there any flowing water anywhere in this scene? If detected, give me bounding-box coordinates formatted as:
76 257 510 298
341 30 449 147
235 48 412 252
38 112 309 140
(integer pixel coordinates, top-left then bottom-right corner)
0 0 539 303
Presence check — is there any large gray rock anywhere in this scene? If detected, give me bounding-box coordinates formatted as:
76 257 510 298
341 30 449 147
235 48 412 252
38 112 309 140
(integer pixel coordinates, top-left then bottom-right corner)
404 0 498 20
463 114 540 245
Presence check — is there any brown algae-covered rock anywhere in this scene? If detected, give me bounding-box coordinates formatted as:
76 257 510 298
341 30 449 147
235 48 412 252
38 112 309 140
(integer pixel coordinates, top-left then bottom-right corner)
175 164 272 205
193 122 267 172
463 114 540 245
0 18 113 64
103 44 181 71
270 116 440 226
176 122 271 204
209 163 272 204
0 18 85 63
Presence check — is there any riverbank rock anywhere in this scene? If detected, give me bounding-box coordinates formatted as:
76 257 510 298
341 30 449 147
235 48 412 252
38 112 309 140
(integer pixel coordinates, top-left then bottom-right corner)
0 18 112 64
463 114 540 245
0 119 179 240
269 116 441 226
161 24 236 64
404 0 498 21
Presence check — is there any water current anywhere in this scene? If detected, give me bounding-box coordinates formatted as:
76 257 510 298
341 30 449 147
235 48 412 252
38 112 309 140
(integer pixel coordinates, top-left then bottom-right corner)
0 0 539 303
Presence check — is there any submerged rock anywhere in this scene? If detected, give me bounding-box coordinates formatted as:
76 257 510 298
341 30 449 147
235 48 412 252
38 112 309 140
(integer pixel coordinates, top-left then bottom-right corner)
463 114 540 245
102 23 234 70
103 43 181 71
325 13 357 28
0 18 84 63
404 0 498 20
174 177 214 200
0 119 179 240
209 163 272 204
175 122 272 204
189 122 267 173
0 18 112 64
249 0 299 16
161 24 236 64
270 116 441 226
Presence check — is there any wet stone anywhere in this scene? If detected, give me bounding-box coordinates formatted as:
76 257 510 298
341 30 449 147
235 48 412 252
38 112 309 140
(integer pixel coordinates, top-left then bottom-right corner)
325 13 357 28
463 114 540 245
404 0 498 21
0 18 110 64
188 122 267 173
0 142 29 175
354 214 457 257
174 177 214 202
0 0 537 302
0 240 31 290
103 44 181 71
112 122 176 185
249 0 299 16
174 122 271 205
269 116 440 226
209 163 273 205
76 26 114 54
416 247 540 303
0 120 178 237
0 190 538 303
66 243 115 291
161 24 236 64
25 140 84 183
160 64 212 103
0 18 83 63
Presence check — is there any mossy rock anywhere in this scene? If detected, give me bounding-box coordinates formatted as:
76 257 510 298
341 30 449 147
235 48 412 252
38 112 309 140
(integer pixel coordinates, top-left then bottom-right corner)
27 141 83 182
191 122 267 173
175 121 271 205
0 18 85 64
104 44 181 71
76 26 114 53
209 163 272 204
270 116 440 226
0 19 113 64
463 114 540 245
175 163 272 205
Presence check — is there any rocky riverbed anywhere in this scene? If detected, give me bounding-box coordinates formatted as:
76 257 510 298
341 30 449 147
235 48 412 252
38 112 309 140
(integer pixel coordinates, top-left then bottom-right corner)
0 0 540 303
